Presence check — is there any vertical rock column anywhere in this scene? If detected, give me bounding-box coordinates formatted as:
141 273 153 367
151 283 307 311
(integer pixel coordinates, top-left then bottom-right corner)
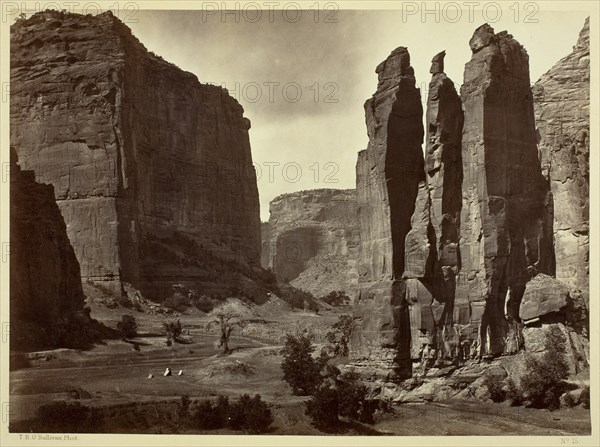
457 25 554 357
404 50 464 360
352 47 424 381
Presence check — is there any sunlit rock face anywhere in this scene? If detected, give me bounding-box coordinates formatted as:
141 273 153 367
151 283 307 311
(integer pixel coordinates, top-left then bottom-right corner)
352 46 425 381
534 17 590 303
10 11 261 301
261 189 359 298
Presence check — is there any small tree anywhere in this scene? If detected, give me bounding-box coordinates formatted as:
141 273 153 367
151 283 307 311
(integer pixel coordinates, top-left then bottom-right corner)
280 332 324 395
321 291 351 306
208 302 248 355
305 370 377 428
520 325 570 409
163 319 183 344
322 314 353 358
116 314 137 340
305 386 340 427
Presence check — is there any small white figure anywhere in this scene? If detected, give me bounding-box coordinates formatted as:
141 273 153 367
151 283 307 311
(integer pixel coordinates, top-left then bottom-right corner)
178 370 183 376
163 367 172 377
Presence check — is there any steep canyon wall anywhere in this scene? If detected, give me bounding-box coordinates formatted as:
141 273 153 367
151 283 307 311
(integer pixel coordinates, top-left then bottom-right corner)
261 189 359 298
10 11 261 301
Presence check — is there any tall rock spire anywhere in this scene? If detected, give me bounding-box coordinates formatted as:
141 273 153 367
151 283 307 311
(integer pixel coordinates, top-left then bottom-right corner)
352 46 424 381
457 24 554 356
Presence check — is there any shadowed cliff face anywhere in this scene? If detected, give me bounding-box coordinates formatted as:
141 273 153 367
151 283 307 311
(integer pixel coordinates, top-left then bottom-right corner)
10 149 86 350
403 50 464 360
352 47 424 381
534 17 589 302
261 189 359 298
457 24 554 357
10 11 261 301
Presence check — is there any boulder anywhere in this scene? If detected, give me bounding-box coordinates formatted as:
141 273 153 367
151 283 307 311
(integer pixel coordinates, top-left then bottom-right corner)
519 274 570 322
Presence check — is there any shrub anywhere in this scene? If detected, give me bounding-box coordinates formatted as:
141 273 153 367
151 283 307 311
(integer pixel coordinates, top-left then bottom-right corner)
193 295 214 313
520 326 569 410
305 386 340 427
164 292 189 312
483 372 507 403
305 370 378 428
337 374 376 423
229 394 273 434
35 401 103 433
562 392 578 408
191 395 272 433
581 386 590 409
192 395 230 430
323 314 353 358
321 291 351 306
116 315 137 340
281 333 324 395
163 319 183 343
506 377 523 406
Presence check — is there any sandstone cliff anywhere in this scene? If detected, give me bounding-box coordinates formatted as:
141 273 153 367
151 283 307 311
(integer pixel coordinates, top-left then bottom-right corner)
351 23 590 383
403 50 464 360
533 17 589 301
455 24 555 357
11 11 261 302
261 189 359 298
10 148 86 350
352 47 424 380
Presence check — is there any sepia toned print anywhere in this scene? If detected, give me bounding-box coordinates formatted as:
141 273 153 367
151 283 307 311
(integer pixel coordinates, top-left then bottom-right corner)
1 2 596 444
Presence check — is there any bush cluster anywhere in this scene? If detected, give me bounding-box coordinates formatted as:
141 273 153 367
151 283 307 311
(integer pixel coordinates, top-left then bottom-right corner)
34 401 104 433
164 319 183 344
321 291 351 306
280 328 386 429
280 333 325 395
191 394 272 433
483 326 573 410
116 314 137 340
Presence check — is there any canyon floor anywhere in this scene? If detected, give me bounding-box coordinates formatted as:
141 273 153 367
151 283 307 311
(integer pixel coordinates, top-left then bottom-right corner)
9 298 591 436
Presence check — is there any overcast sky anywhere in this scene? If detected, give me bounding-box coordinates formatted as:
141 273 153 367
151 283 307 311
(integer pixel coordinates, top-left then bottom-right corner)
127 7 589 221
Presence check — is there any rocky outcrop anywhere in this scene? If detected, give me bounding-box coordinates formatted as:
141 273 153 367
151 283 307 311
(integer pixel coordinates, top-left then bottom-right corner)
10 148 86 350
533 17 589 301
352 47 424 380
10 11 261 302
351 23 583 382
261 189 359 298
455 24 555 357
